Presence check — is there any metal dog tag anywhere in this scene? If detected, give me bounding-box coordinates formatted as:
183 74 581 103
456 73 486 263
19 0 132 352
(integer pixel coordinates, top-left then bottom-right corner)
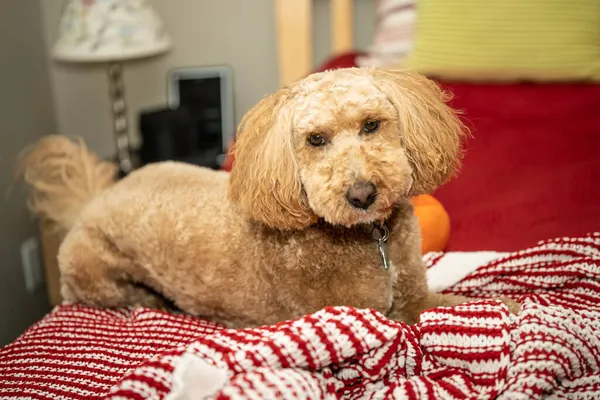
372 225 390 270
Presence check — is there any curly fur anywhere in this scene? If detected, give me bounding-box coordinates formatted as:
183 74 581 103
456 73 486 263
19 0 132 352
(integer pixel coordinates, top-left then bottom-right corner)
18 68 518 328
15 135 118 232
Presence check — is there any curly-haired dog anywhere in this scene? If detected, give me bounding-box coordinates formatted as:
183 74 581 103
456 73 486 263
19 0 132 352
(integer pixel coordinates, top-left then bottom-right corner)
18 68 519 328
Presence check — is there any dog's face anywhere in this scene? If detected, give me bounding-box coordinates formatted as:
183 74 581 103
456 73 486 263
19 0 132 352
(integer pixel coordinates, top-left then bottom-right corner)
229 68 465 230
291 73 412 226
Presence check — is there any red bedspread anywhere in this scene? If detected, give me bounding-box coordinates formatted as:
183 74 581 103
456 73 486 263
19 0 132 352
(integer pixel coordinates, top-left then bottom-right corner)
319 53 600 251
1 233 599 399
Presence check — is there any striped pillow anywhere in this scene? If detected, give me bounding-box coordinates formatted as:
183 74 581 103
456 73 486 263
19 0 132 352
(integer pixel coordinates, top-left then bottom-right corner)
357 0 416 68
403 0 600 82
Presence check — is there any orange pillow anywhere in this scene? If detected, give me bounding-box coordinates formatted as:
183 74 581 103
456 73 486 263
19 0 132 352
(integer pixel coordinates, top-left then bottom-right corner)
223 145 450 254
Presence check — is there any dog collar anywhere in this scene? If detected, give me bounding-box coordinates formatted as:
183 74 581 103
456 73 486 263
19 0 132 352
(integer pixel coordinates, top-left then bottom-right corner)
371 225 390 270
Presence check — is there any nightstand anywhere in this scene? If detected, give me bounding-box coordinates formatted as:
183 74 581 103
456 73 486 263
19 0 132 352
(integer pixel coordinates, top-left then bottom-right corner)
39 220 64 307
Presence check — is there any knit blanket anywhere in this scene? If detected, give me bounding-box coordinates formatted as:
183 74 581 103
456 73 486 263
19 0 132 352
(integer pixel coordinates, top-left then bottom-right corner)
1 233 599 399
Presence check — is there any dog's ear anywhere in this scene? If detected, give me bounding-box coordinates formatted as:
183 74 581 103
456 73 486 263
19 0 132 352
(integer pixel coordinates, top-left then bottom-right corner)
229 87 317 230
370 69 467 195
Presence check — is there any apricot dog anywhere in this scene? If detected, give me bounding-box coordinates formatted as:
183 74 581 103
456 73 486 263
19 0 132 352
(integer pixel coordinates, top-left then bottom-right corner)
19 68 518 327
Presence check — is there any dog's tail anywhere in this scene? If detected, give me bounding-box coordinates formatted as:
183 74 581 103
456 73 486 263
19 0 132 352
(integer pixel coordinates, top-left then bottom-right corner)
15 135 119 232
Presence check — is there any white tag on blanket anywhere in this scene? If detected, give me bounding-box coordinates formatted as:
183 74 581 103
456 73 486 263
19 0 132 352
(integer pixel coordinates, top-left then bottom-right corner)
167 352 228 400
426 251 509 293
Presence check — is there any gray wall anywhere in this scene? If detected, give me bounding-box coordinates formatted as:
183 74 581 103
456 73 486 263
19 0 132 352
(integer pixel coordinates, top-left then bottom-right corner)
40 0 375 158
0 0 56 345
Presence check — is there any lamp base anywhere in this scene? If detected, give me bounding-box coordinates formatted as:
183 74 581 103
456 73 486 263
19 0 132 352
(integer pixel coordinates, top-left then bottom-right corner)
107 62 134 174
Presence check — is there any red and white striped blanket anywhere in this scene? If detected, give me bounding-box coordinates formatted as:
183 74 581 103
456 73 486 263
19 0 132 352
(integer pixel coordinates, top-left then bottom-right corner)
1 233 599 399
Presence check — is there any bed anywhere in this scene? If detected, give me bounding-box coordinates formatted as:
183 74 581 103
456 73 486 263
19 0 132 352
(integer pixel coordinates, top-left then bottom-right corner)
2 1 600 399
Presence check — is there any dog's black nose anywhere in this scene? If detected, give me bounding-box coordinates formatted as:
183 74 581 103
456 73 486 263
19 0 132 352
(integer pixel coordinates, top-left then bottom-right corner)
346 181 377 210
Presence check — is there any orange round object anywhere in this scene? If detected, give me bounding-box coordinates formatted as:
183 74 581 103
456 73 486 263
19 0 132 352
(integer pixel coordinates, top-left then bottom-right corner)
410 194 451 254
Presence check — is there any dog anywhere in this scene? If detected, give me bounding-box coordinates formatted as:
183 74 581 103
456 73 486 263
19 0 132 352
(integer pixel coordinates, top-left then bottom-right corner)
18 68 519 328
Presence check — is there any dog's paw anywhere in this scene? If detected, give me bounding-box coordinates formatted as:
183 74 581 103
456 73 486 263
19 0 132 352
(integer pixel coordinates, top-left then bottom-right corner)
496 297 521 315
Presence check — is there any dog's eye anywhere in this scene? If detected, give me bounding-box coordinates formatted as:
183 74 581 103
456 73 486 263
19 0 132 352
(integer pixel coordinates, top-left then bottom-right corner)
362 120 380 133
307 134 326 147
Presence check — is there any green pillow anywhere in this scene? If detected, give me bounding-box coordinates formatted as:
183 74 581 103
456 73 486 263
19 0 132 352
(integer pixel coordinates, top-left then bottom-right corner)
403 0 600 82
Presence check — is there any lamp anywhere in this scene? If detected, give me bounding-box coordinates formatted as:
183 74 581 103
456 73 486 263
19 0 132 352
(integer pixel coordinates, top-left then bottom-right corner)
52 0 172 174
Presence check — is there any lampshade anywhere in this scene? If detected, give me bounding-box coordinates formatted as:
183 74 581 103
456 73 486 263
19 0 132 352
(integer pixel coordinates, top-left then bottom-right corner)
53 0 172 63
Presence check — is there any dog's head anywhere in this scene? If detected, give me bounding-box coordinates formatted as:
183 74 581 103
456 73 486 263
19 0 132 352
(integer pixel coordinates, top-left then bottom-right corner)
229 68 466 230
